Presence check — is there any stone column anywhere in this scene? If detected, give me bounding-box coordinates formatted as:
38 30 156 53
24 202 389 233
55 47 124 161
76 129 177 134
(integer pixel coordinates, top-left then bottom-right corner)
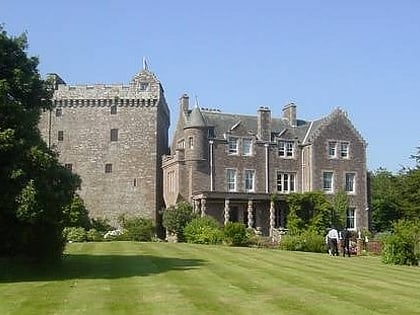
269 200 275 237
247 200 254 229
194 199 200 214
224 199 230 225
201 198 206 217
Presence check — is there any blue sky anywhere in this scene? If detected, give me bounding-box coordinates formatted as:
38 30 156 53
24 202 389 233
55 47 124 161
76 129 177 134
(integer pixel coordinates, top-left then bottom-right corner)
3 0 419 172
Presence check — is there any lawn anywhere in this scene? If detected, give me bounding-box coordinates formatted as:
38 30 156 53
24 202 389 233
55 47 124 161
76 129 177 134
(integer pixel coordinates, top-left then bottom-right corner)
1 242 419 315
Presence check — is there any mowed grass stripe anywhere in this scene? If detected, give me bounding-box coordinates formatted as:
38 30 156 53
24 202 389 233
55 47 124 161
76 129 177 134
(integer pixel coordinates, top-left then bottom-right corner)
1 242 420 315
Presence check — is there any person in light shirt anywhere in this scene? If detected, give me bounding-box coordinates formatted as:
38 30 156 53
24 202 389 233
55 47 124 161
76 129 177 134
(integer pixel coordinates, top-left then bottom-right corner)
327 227 339 256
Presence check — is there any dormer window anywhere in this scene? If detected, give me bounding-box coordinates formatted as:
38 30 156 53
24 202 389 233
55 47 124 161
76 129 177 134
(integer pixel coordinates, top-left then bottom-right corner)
242 138 252 156
340 142 349 158
278 140 294 158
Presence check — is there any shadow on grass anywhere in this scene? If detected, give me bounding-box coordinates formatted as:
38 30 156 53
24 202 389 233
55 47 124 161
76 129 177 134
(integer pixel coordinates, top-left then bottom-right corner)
0 254 206 283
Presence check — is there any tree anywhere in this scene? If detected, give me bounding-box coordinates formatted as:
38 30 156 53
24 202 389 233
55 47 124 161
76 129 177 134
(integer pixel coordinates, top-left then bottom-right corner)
0 26 80 261
370 169 401 232
62 194 90 229
331 190 349 230
286 192 331 235
162 202 196 242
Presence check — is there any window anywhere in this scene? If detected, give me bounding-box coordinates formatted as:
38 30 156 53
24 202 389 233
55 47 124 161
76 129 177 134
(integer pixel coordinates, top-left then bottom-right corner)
345 173 356 193
110 105 117 114
105 163 113 173
177 139 185 149
110 129 118 141
139 82 149 91
346 208 356 229
56 108 62 117
228 137 238 155
226 169 237 192
64 163 72 171
188 136 194 149
244 169 255 192
328 141 337 158
278 140 294 158
323 171 334 192
133 178 137 187
208 127 215 139
58 130 64 141
340 142 349 158
242 138 252 156
276 172 296 193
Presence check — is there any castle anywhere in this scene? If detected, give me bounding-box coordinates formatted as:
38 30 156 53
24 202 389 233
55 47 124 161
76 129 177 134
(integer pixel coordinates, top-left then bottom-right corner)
39 64 170 228
39 65 368 235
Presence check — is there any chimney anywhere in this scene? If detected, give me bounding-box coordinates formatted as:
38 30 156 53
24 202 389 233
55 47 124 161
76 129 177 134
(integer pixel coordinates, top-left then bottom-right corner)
257 106 271 141
179 94 189 115
283 103 297 127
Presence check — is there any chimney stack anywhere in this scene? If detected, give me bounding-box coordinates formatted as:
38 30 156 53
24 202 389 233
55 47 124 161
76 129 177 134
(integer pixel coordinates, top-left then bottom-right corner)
283 103 297 127
257 106 271 141
179 94 189 115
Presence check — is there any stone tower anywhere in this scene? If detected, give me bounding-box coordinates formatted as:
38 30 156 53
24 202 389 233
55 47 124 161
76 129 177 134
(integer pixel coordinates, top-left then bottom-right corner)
39 64 170 227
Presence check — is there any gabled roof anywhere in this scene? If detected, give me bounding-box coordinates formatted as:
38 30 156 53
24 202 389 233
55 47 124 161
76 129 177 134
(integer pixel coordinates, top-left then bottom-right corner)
304 108 366 145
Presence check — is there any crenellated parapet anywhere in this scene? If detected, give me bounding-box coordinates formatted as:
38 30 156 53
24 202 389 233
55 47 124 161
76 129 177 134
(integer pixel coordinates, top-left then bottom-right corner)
52 97 159 107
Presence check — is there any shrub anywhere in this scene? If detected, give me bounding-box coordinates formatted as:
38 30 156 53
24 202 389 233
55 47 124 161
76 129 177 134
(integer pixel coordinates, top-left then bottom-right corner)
184 216 223 245
223 222 248 246
63 227 87 242
86 229 104 242
120 216 155 242
90 217 113 232
279 229 325 253
381 219 419 266
162 202 197 242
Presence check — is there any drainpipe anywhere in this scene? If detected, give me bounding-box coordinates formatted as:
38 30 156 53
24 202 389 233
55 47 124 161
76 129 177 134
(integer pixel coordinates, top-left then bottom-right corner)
209 140 214 191
265 143 269 193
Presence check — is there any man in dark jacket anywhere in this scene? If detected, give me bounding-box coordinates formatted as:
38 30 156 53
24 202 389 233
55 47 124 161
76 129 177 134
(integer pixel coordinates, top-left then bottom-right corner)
341 228 351 257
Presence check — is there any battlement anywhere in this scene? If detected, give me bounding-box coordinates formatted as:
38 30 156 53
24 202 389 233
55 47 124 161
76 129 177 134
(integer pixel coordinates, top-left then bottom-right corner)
52 97 159 107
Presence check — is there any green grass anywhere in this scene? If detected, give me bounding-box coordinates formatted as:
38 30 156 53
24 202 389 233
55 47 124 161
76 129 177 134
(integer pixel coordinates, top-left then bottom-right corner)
1 242 419 315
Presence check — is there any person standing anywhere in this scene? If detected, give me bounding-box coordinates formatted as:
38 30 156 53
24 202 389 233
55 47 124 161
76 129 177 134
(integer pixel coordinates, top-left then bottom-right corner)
341 228 351 257
327 227 339 256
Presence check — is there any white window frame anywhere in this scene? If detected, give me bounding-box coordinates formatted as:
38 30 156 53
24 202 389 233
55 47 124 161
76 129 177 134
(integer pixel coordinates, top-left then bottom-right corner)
276 172 296 193
226 168 237 192
345 172 356 194
340 142 349 158
323 171 334 193
346 207 356 230
244 169 255 192
228 137 239 155
328 141 337 158
188 136 194 149
278 140 295 158
242 138 253 156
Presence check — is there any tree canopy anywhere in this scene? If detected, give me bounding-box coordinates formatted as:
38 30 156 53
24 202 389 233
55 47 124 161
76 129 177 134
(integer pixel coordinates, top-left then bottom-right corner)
0 26 80 262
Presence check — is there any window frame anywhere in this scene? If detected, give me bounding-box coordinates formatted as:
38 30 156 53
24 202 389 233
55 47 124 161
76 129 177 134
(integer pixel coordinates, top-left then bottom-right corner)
346 207 356 230
345 172 356 194
228 136 239 155
242 138 253 156
322 171 334 193
110 128 118 142
244 169 255 192
340 142 350 158
328 141 337 158
226 168 237 192
278 140 295 158
276 171 296 193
